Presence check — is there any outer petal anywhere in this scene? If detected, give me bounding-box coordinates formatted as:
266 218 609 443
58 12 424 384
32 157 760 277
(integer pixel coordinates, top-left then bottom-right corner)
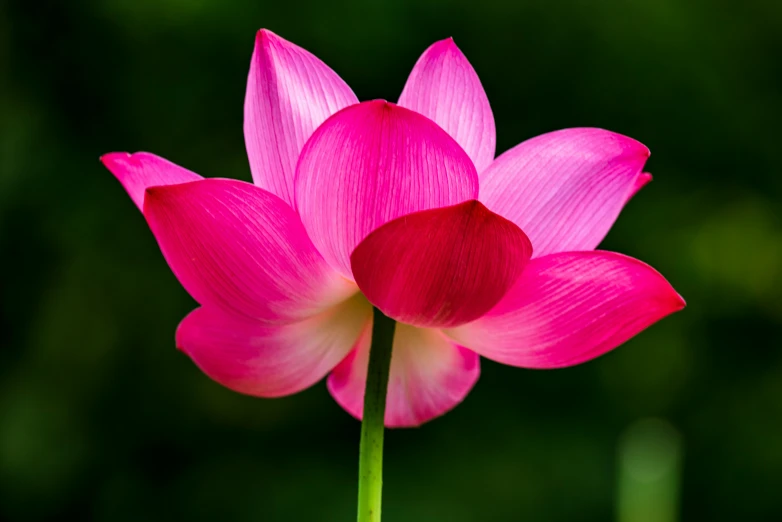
328 323 480 428
350 201 532 328
177 293 371 397
295 100 479 277
101 152 201 211
446 251 685 369
479 128 650 257
398 38 496 172
143 178 356 322
626 172 653 203
244 29 358 205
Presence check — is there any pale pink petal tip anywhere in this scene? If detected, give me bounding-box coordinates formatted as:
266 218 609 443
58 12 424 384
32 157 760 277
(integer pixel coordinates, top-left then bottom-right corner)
295 99 479 278
480 128 651 257
350 200 532 328
244 27 358 205
399 36 496 172
100 152 201 211
447 251 684 369
327 323 480 427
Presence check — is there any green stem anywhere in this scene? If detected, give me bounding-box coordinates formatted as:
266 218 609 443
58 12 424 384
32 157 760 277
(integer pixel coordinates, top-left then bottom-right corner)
357 307 397 522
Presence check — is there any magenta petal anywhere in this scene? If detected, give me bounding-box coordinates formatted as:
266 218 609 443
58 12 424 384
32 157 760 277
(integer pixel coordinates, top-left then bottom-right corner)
296 100 479 277
244 29 358 205
350 201 532 328
398 38 496 172
446 251 685 369
480 128 650 257
101 152 202 211
328 323 480 427
177 294 371 397
143 178 356 322
626 172 653 202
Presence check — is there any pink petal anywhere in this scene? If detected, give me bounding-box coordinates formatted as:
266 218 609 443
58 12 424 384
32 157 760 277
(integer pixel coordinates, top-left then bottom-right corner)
479 128 650 258
143 178 356 322
626 172 653 203
446 251 685 369
244 29 358 206
328 323 480 428
100 152 202 211
350 200 532 328
295 100 479 277
177 293 371 397
398 38 496 172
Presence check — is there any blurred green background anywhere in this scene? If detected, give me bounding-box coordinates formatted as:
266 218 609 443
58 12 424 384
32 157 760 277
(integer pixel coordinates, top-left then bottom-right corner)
1 0 781 520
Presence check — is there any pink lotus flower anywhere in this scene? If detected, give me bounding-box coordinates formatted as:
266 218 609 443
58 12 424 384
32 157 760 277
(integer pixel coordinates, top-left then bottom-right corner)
101 30 684 428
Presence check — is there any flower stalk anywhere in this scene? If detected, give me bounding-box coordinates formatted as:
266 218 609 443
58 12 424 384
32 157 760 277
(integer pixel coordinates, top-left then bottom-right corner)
357 307 396 522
